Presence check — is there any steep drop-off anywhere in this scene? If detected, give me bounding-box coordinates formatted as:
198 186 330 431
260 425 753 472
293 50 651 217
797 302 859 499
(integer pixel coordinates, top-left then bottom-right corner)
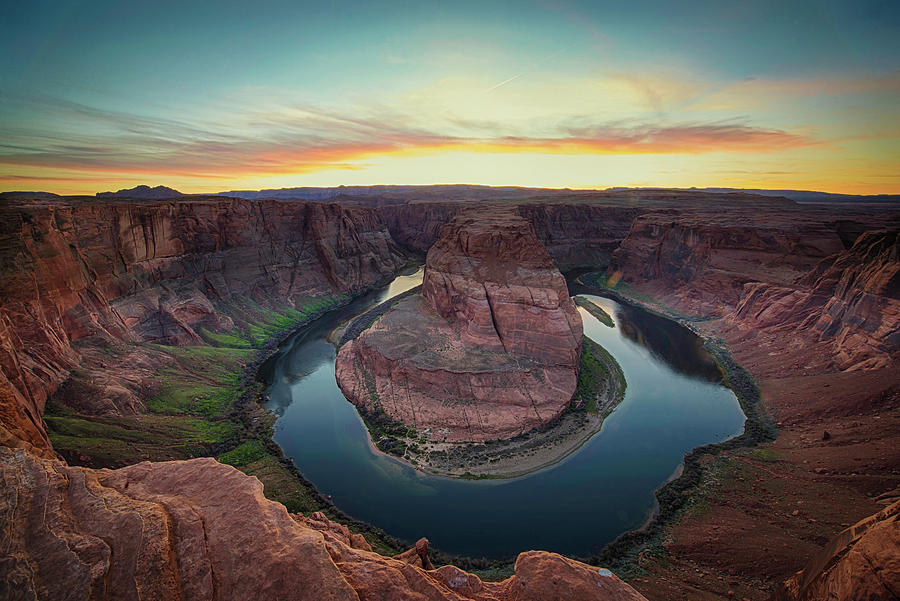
0 447 648 601
0 196 407 453
730 229 899 371
336 210 583 442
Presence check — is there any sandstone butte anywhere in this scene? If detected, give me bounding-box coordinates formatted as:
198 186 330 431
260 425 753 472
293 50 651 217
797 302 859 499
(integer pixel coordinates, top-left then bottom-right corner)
1 189 899 600
336 209 584 442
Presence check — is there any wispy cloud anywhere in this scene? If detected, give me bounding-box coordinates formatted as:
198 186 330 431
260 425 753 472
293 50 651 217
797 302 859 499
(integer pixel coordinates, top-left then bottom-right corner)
0 93 818 181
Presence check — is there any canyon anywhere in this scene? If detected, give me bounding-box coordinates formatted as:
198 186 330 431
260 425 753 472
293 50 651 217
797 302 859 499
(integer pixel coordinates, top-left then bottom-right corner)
0 187 898 600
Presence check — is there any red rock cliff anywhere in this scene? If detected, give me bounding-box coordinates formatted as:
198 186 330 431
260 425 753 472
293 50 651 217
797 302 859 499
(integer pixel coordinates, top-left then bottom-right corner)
606 209 889 316
0 447 648 601
422 211 583 365
729 229 899 370
0 196 407 452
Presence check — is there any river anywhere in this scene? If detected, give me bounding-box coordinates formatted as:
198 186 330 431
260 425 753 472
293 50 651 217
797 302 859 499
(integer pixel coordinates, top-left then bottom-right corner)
261 268 745 559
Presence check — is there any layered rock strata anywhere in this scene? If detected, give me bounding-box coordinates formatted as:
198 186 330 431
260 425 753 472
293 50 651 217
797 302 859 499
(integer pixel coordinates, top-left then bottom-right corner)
0 196 406 452
729 229 899 370
337 210 583 442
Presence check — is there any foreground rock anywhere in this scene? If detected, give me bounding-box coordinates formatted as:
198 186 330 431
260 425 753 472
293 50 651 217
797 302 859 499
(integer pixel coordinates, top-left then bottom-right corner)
772 497 900 601
0 447 647 601
337 210 583 442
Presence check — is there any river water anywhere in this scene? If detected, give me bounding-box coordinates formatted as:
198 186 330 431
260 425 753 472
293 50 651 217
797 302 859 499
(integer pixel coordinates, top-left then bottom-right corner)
261 268 745 558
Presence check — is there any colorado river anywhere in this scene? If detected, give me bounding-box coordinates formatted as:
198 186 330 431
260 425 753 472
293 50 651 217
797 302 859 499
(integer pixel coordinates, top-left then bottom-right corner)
261 268 745 558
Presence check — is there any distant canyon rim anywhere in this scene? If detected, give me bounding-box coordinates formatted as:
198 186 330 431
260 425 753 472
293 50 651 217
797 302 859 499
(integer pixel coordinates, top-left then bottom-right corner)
0 185 898 601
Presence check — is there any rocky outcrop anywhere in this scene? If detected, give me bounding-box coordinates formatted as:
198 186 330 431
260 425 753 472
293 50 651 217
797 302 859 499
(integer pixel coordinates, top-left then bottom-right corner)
0 196 407 452
728 229 899 370
608 209 853 316
422 211 583 365
772 497 900 601
337 210 583 442
0 447 647 601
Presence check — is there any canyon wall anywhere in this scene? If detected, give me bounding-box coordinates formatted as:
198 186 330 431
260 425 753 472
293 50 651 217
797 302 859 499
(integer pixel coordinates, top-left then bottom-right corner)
729 229 899 371
607 209 851 315
0 196 407 452
518 203 643 269
382 201 643 269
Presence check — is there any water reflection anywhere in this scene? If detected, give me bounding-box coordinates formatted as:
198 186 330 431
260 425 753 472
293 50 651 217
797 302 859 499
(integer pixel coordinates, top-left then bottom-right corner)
613 303 722 383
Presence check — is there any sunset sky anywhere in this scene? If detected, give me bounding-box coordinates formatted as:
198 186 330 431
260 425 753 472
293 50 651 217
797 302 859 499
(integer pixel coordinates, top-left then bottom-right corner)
1 0 898 195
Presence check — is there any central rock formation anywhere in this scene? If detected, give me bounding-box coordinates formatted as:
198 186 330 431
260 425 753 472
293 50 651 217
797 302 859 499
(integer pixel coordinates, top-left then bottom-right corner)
336 210 583 442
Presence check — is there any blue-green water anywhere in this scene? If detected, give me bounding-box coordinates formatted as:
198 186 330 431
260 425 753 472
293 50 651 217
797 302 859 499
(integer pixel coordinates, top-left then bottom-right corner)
262 270 745 558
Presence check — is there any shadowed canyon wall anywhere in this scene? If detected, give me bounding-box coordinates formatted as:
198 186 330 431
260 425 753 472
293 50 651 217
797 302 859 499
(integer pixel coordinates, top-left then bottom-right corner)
0 197 407 453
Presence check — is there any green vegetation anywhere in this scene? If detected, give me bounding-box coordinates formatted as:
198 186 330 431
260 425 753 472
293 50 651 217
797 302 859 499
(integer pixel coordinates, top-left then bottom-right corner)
146 345 250 417
202 294 347 349
44 404 238 467
574 296 614 327
217 439 268 466
46 294 347 472
572 337 626 414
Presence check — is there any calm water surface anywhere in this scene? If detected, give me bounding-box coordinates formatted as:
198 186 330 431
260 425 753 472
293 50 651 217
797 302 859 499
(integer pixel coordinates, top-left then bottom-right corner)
262 269 745 558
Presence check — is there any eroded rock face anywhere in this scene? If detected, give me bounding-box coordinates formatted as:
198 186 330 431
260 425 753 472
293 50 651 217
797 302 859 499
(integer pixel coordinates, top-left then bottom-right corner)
422 211 583 365
0 196 406 451
337 211 583 442
729 229 899 371
772 498 900 601
608 209 852 316
0 448 647 601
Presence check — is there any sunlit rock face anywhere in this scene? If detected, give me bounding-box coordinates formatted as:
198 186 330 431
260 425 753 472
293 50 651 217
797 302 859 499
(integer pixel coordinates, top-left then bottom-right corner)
729 229 899 371
422 211 583 365
0 448 649 601
337 210 583 442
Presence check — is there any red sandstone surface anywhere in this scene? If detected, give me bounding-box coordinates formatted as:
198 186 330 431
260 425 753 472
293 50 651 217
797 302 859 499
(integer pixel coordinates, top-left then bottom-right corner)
336 210 583 442
0 448 647 601
773 497 900 601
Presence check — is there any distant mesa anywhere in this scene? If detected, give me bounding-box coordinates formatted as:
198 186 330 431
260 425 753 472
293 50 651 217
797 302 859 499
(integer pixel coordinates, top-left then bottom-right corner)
336 208 583 442
97 184 183 199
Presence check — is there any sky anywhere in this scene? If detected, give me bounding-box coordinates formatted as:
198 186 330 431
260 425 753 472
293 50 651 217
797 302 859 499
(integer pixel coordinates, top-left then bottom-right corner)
0 0 898 195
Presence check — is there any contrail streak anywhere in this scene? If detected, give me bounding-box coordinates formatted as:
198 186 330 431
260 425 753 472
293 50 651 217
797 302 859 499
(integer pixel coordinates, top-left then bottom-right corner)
484 47 568 94
485 73 524 93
